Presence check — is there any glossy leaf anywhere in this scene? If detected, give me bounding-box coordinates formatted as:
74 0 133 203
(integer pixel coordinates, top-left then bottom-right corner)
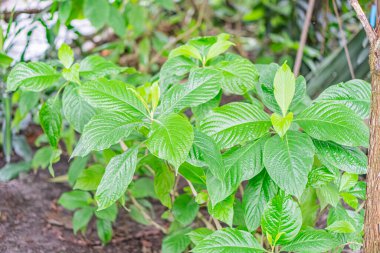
72 111 143 157
270 112 293 137
159 56 197 91
192 228 265 253
273 63 295 116
208 195 234 226
40 99 62 148
264 131 315 198
315 79 371 118
296 102 369 147
58 43 74 68
95 148 138 210
79 55 124 79
261 192 302 245
7 62 60 92
243 170 278 232
200 102 271 149
147 113 194 170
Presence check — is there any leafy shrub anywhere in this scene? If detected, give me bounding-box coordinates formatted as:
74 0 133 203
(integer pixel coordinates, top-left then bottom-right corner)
7 33 368 252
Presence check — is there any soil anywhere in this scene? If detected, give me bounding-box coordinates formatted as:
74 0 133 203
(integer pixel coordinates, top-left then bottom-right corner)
0 168 165 253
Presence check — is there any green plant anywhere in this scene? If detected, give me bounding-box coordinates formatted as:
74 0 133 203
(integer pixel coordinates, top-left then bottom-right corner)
6 33 368 252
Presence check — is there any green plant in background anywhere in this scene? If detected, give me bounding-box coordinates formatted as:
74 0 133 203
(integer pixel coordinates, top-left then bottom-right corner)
5 33 369 251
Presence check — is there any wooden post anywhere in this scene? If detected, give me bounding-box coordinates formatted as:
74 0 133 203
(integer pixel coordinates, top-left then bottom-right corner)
350 1 380 252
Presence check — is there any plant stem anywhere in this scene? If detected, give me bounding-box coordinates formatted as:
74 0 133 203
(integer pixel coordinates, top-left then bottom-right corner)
2 92 11 163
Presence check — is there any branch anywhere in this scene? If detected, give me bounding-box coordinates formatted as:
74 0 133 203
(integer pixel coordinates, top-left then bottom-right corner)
350 0 376 45
333 0 355 79
293 0 315 76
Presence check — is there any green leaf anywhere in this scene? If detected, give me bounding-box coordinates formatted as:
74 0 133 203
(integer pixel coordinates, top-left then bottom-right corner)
68 156 89 185
58 190 92 211
40 99 62 148
179 162 206 185
62 84 96 133
307 166 335 188
316 183 340 209
96 219 113 244
208 195 234 227
273 63 295 116
160 68 221 115
313 139 367 174
162 228 192 253
79 78 149 117
79 55 124 79
315 79 371 118
147 113 194 170
243 170 278 232
206 33 235 61
215 56 259 95
83 0 109 29
295 102 369 147
0 162 31 182
172 194 199 226
107 5 125 37
261 192 302 245
73 207 94 234
200 102 271 149
188 130 223 180
256 64 306 114
59 0 72 24
129 178 156 199
192 228 265 253
58 43 74 68
223 136 268 181
169 44 202 60
153 161 175 208
188 228 213 245
74 164 105 191
95 147 138 210
7 62 60 92
95 204 118 221
19 90 39 115
62 63 80 84
207 169 241 207
327 220 356 233
72 111 143 157
159 56 197 91
281 229 340 252
270 112 293 137
0 52 13 68
264 131 315 198
339 173 358 192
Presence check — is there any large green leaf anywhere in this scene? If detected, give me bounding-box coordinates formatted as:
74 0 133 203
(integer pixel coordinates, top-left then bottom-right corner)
74 164 105 191
40 99 62 148
159 56 197 91
295 102 369 147
95 147 138 210
72 111 143 157
79 55 124 79
313 139 367 174
147 113 194 170
223 136 268 181
281 229 340 252
192 228 265 253
264 131 315 198
200 102 271 149
160 68 221 115
261 192 302 245
215 57 259 95
273 63 295 116
208 195 234 226
316 183 340 209
207 169 241 207
315 79 371 118
172 194 199 226
79 78 149 117
243 170 278 232
7 62 60 92
62 84 96 133
188 130 224 180
152 159 175 208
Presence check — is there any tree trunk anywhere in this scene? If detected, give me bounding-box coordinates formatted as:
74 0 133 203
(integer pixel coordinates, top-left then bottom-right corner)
364 44 380 252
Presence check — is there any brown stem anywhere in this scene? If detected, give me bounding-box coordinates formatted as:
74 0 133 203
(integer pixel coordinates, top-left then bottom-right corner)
293 0 315 76
332 0 355 79
350 0 376 45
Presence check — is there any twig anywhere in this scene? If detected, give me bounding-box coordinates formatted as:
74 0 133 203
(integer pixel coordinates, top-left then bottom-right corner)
294 0 315 76
129 193 168 234
350 0 376 45
149 0 207 65
332 0 355 79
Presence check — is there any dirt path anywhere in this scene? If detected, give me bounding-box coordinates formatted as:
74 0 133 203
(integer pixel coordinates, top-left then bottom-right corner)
0 169 164 253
